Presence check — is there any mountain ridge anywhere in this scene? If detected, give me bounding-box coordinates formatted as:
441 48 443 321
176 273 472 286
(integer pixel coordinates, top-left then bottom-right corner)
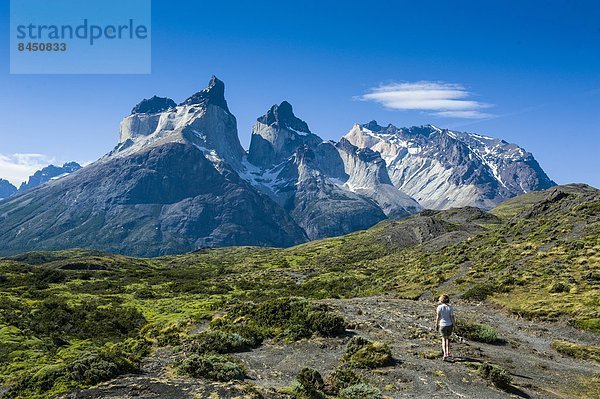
0 76 557 256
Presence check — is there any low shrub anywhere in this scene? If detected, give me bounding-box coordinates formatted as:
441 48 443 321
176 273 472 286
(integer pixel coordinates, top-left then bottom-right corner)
548 281 570 293
68 352 121 385
459 322 501 344
184 330 252 354
3 338 148 398
13 297 147 342
478 362 512 389
551 340 600 362
292 367 325 398
344 336 393 369
179 353 245 381
461 282 497 301
209 317 265 347
29 267 68 289
323 366 362 395
226 297 345 341
338 383 382 399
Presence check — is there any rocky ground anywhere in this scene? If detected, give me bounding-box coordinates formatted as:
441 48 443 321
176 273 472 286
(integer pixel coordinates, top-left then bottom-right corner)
58 296 599 399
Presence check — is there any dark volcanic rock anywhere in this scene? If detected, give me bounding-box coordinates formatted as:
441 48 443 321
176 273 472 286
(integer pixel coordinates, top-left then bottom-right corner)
0 143 307 257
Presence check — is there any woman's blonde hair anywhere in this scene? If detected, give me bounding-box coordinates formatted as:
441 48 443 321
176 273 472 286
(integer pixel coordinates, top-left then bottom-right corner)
438 294 450 304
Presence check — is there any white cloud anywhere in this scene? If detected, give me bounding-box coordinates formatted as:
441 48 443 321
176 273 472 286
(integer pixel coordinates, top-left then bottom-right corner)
357 81 493 119
0 153 56 187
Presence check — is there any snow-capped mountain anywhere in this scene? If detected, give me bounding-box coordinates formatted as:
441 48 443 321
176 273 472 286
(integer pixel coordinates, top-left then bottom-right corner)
242 102 421 239
0 179 16 200
111 76 246 170
0 76 554 256
344 121 555 209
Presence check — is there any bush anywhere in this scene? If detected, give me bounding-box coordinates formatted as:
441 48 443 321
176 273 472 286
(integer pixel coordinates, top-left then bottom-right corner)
28 364 68 391
344 337 393 369
459 322 500 344
29 267 67 289
292 367 325 398
338 383 382 399
3 339 147 398
323 366 362 395
179 353 245 381
478 362 512 389
548 282 570 293
307 310 346 337
210 319 265 347
461 282 497 301
68 352 121 385
16 297 147 342
226 297 345 341
184 330 252 354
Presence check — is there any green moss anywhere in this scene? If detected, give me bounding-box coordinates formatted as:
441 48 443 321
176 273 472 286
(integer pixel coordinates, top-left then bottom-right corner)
551 341 600 363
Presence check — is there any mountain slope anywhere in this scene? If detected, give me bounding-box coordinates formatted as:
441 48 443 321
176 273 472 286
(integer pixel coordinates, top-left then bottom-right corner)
0 143 306 257
344 121 555 209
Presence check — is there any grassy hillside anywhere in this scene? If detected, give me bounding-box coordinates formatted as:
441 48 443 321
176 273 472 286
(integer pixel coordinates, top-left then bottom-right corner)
0 184 598 398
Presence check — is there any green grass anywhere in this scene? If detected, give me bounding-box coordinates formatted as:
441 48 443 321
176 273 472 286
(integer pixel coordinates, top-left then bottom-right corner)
0 184 598 397
551 340 600 363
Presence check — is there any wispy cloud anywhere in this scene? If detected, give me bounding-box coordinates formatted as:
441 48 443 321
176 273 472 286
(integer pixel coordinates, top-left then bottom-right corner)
357 81 493 119
0 153 56 187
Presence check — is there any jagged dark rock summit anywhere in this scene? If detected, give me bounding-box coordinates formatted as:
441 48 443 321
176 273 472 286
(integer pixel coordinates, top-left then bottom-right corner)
179 75 230 112
131 96 176 114
258 101 310 133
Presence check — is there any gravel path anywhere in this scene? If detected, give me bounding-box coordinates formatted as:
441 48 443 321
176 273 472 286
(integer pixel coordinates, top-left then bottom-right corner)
58 296 600 399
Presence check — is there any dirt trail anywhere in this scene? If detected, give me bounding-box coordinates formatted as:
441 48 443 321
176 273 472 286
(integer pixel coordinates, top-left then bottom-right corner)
59 296 600 399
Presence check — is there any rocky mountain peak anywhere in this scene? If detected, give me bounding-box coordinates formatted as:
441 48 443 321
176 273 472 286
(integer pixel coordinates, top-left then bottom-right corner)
131 96 176 115
0 179 17 200
248 102 321 168
258 101 310 133
362 120 383 132
179 75 230 112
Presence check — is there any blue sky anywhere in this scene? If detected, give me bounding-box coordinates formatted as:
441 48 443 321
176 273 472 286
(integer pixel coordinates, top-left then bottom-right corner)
1 0 599 188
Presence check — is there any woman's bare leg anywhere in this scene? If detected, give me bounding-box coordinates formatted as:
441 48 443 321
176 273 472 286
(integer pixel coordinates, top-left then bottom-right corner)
441 337 447 357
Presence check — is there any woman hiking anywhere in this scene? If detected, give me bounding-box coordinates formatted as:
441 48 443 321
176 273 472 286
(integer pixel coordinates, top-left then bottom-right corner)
435 294 455 360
